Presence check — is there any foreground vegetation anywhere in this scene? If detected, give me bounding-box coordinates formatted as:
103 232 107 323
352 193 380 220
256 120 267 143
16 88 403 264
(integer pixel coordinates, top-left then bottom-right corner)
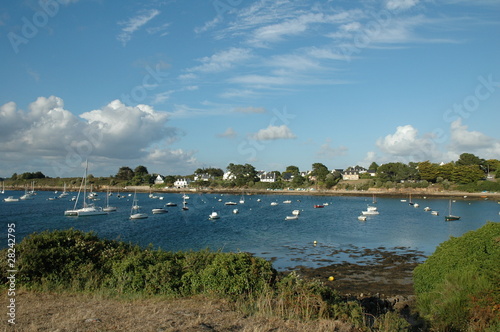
413 222 500 331
3 229 407 330
3 224 500 330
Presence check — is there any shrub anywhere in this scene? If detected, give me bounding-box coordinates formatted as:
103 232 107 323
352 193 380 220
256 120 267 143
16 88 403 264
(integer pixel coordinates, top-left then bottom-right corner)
413 222 500 331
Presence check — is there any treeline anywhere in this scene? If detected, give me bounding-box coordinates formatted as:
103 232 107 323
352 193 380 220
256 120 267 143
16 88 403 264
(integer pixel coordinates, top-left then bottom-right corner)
5 153 500 192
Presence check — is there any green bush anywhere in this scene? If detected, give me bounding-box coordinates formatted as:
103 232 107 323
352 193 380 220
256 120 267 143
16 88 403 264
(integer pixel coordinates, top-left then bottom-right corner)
2 229 369 325
413 222 500 331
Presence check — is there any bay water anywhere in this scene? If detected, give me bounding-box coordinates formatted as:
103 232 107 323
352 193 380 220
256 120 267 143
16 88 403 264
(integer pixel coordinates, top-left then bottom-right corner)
2 190 499 270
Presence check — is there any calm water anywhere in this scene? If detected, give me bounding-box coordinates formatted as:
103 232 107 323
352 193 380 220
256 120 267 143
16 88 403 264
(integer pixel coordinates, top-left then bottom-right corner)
2 190 499 270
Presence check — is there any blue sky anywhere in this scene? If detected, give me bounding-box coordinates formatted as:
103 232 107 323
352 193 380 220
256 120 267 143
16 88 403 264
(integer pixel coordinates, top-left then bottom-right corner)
1 0 499 178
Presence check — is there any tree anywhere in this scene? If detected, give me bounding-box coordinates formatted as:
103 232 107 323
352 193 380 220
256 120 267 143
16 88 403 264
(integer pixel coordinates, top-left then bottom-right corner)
376 162 412 182
134 165 149 176
194 168 224 178
115 167 134 180
368 162 379 172
226 163 259 186
438 163 454 181
311 163 329 182
418 161 440 182
455 153 484 167
451 165 484 184
285 165 300 175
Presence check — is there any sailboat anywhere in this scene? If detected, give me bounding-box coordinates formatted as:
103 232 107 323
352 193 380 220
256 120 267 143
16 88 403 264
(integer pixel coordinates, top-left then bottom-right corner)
239 192 245 204
130 191 147 219
64 161 107 217
103 189 117 212
182 194 189 210
445 199 460 221
1 181 4 194
58 183 69 198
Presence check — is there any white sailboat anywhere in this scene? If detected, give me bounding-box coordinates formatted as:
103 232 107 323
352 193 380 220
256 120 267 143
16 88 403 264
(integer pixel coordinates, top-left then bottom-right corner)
103 189 117 212
64 161 107 217
1 181 4 194
130 191 148 219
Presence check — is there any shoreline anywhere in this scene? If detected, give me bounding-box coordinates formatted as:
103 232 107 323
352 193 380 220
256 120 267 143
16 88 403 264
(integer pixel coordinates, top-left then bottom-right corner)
5 184 500 200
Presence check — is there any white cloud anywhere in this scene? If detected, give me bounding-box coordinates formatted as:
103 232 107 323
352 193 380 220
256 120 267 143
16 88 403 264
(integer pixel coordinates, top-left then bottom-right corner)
117 9 160 46
0 96 196 177
376 124 439 161
449 119 500 158
251 125 296 141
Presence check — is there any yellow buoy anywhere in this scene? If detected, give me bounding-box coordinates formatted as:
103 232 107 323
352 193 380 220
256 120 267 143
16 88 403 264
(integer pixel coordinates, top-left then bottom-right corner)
328 276 335 281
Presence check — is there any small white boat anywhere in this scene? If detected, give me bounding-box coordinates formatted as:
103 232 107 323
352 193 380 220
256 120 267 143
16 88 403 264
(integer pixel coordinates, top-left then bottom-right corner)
152 208 168 214
166 202 177 207
257 199 261 202
233 209 239 214
292 209 300 216
431 211 439 216
270 202 278 206
225 201 237 205
283 200 292 204
367 205 377 211
400 199 407 202
209 211 220 220
358 215 367 221
361 210 379 215
4 196 19 202
414 203 420 208
285 215 299 220
424 207 431 211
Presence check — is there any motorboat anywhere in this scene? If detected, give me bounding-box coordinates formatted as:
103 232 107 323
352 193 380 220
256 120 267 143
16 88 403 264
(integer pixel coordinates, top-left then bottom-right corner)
209 211 220 220
431 211 439 216
270 202 278 206
361 210 379 215
292 209 300 216
367 205 377 211
233 209 239 214
358 215 367 221
424 207 431 212
283 200 292 204
152 208 168 214
166 202 177 207
314 205 324 208
285 215 299 220
3 196 19 202
225 201 237 205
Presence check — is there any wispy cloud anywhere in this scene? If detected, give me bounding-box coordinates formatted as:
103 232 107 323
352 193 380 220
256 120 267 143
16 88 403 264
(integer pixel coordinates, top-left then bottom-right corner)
187 47 253 73
117 9 160 46
217 127 237 139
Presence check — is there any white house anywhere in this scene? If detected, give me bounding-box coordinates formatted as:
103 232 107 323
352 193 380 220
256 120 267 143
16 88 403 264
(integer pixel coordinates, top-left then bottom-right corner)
223 172 236 181
174 178 191 188
154 175 164 185
194 174 214 181
259 171 277 183
342 166 367 181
